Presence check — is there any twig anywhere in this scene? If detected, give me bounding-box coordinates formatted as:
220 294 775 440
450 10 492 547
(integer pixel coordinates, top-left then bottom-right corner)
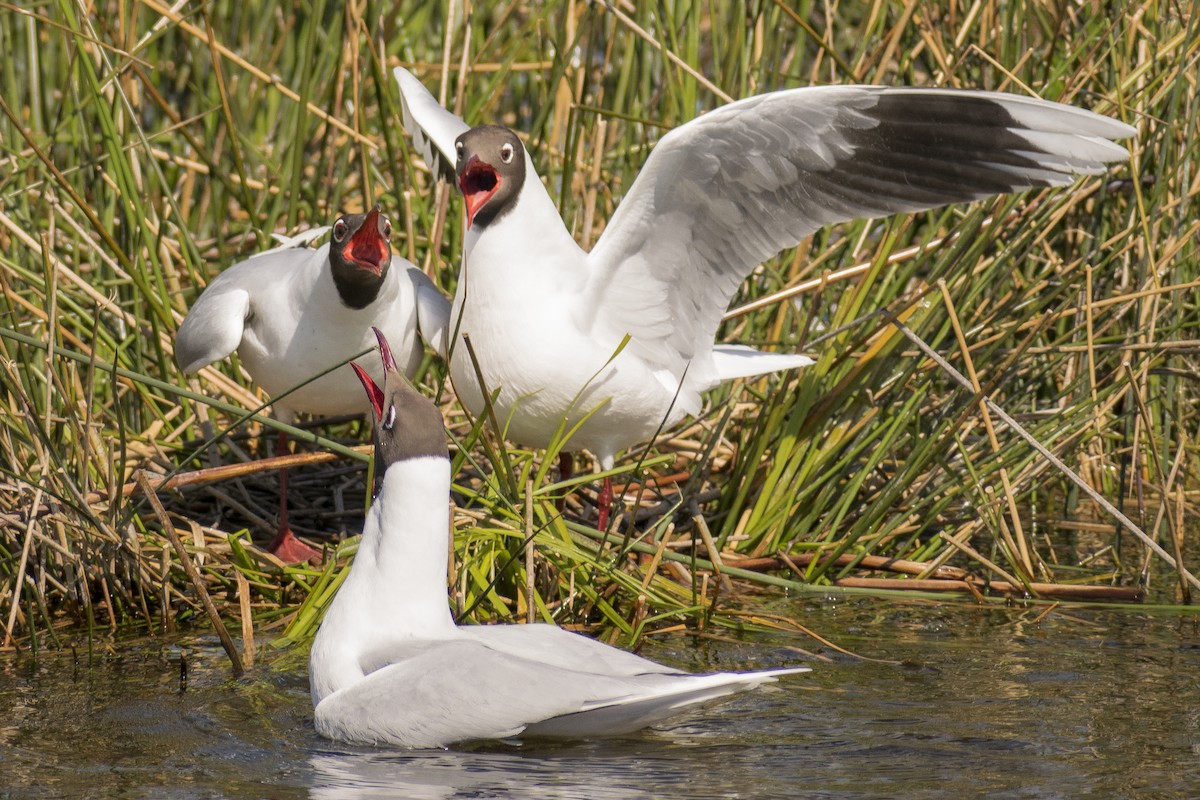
833 577 1143 602
938 279 1035 579
727 551 969 580
525 480 535 624
937 532 1027 591
87 445 373 505
136 471 244 675
236 570 255 669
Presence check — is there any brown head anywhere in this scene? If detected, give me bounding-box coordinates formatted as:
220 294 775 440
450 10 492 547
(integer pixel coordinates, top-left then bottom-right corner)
351 327 448 479
454 125 526 229
328 206 393 309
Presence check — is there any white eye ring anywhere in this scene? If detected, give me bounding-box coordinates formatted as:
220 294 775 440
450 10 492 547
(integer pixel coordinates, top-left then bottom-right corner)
383 403 397 431
455 141 464 157
333 220 349 242
500 143 514 164
380 217 392 239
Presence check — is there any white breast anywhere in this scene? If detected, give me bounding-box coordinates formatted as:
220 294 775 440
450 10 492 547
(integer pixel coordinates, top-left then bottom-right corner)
447 188 692 460
238 258 423 418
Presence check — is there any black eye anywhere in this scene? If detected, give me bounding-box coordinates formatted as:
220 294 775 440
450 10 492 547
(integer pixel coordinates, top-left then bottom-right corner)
455 141 464 159
380 216 392 239
500 143 514 164
333 220 349 242
382 403 397 431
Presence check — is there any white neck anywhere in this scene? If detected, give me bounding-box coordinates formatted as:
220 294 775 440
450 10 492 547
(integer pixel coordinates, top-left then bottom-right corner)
462 156 580 264
309 457 455 703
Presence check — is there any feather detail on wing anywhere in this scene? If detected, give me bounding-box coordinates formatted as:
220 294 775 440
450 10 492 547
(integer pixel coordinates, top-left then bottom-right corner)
318 636 808 748
584 86 1134 379
260 225 330 255
394 67 470 183
176 237 335 374
711 344 814 381
315 640 593 748
404 265 452 357
174 275 251 374
524 666 810 739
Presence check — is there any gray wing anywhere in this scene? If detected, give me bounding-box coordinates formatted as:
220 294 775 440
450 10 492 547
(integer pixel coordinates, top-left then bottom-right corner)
460 622 686 678
524 665 810 739
320 637 808 747
404 265 452 358
174 268 252 374
585 86 1135 372
316 640 598 748
393 67 470 182
175 234 331 374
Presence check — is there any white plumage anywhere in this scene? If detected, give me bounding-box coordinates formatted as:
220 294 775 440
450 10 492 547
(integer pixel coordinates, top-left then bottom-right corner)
310 331 808 749
176 243 448 422
394 68 1134 487
176 210 451 561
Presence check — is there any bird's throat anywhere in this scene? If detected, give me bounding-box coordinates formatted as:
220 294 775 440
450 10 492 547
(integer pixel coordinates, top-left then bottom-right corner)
355 458 456 632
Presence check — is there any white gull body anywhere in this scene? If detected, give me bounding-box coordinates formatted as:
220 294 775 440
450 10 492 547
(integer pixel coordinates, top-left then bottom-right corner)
394 67 1134 474
175 218 450 422
176 210 452 561
309 331 807 748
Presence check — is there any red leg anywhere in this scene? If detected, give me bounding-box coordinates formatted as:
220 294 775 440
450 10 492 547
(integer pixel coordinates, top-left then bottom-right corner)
596 475 613 530
265 429 321 565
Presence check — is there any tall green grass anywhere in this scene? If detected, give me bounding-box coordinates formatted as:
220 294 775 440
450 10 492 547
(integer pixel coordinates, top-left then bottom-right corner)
1 1 1197 655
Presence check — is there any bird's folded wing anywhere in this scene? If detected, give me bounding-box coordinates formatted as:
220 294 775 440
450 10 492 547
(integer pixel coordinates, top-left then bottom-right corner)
174 274 251 374
584 86 1135 374
525 665 811 739
261 225 330 255
394 67 470 183
175 246 324 373
322 637 809 747
404 265 452 357
460 622 686 678
316 639 619 748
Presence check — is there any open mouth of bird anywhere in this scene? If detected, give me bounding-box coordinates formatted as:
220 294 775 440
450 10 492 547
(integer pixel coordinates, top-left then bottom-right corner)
345 228 388 273
351 327 397 419
458 157 499 227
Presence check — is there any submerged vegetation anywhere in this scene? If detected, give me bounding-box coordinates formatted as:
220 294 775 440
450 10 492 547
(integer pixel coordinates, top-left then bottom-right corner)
2 1 1198 661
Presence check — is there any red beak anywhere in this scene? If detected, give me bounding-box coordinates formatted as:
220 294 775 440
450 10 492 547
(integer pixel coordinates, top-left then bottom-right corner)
344 206 388 273
351 327 399 419
458 156 499 229
372 326 399 374
350 361 383 419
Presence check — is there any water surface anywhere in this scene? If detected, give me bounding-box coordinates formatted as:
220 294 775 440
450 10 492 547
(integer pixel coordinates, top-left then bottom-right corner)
1 599 1196 799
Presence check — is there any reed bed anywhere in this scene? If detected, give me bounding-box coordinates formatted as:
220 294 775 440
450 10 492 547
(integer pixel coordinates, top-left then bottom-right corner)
1 1 1198 661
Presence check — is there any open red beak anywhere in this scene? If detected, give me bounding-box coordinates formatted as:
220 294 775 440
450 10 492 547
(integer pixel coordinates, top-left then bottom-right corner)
344 206 388 273
458 156 499 229
350 327 399 419
350 362 383 419
373 325 399 373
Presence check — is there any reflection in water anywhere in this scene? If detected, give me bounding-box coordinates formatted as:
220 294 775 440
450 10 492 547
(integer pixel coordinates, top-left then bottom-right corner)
309 747 656 800
0 602 1198 799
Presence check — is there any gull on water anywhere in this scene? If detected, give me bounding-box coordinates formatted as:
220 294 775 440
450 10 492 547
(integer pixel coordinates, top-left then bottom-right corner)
309 327 809 749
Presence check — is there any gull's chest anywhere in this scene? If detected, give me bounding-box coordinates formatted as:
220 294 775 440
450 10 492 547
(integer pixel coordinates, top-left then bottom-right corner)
237 269 414 416
450 245 598 379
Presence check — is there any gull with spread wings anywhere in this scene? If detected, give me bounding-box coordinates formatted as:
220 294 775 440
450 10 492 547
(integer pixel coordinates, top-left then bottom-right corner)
393 67 1134 527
